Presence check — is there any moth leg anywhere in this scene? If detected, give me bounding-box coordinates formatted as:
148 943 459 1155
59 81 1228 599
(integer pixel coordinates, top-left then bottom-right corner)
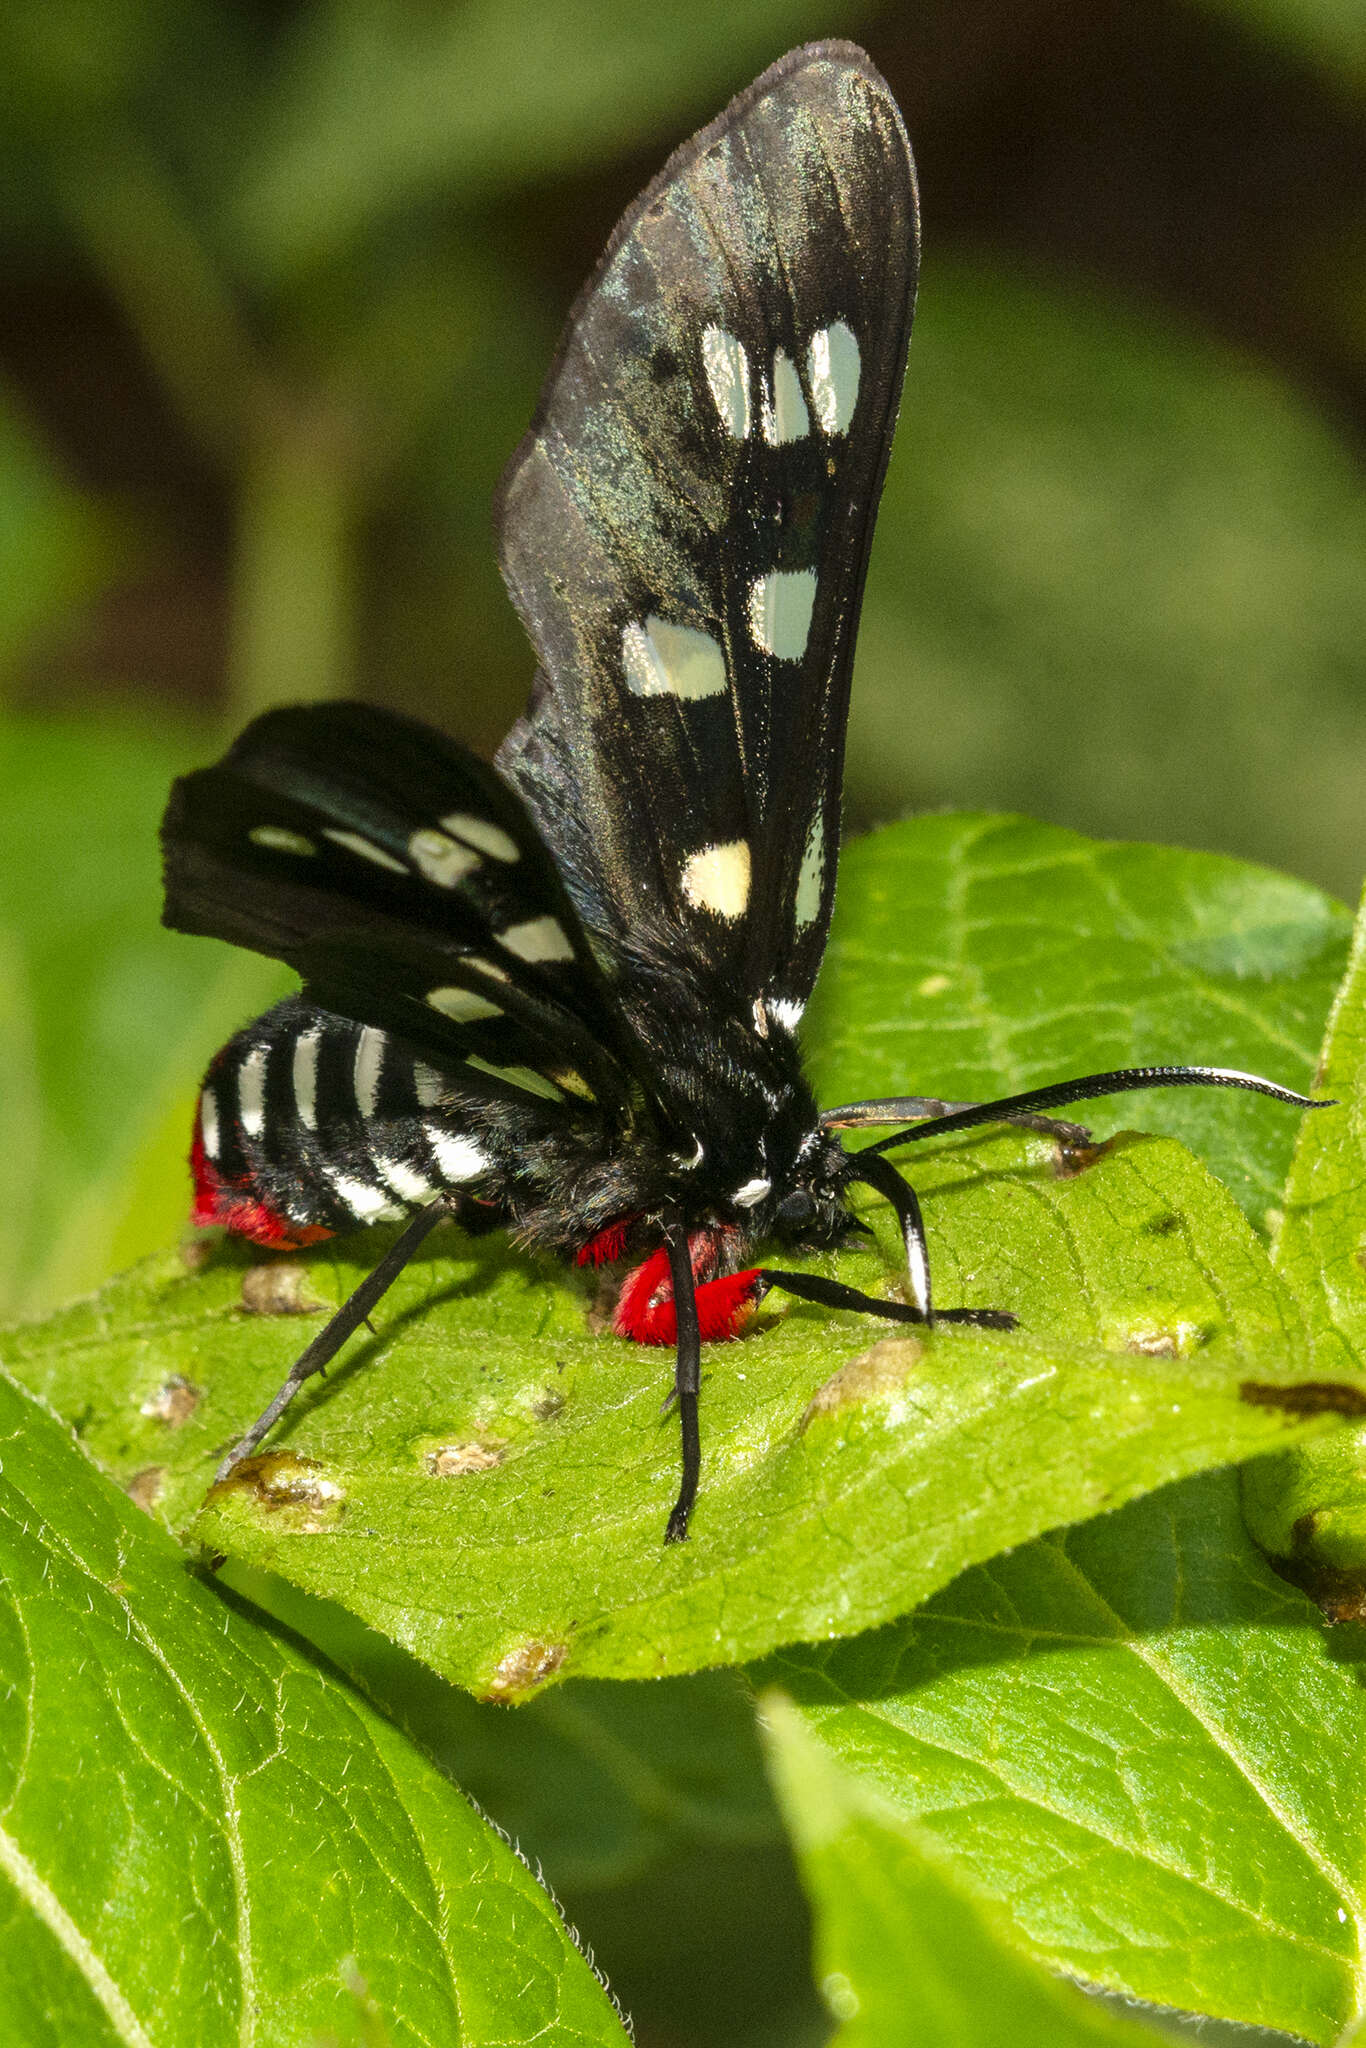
213 1202 449 1485
842 1149 934 1319
663 1218 703 1545
757 1268 1015 1331
822 1096 1091 1147
784 1150 1015 1330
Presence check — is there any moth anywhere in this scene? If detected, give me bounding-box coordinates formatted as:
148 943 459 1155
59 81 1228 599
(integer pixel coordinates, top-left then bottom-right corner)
162 43 1320 1541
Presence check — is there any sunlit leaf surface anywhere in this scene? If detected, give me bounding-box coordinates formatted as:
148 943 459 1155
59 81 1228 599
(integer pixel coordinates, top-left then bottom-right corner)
761 1470 1366 2045
0 1367 629 2047
761 1693 1161 2045
2 818 1349 1692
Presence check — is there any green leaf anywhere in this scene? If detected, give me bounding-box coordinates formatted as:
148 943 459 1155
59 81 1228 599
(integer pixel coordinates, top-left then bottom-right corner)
0 1365 629 2048
1242 882 1366 1577
760 1692 1160 2046
214 1569 827 2046
759 1470 1366 2045
0 715 288 1318
4 817 1351 1692
809 813 1349 1230
1267 879 1366 1369
220 1564 786 1892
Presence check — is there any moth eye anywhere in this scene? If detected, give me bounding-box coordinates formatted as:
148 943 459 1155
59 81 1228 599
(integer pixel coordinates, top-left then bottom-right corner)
774 1188 815 1227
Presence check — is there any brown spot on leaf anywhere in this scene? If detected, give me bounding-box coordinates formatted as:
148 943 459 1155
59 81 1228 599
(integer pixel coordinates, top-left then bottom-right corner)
1053 1135 1113 1180
126 1466 165 1512
480 1639 568 1704
1241 1380 1366 1418
240 1260 325 1316
529 1386 565 1422
140 1374 201 1426
802 1337 924 1429
1269 1549 1366 1624
425 1441 506 1476
211 1450 345 1531
180 1238 212 1273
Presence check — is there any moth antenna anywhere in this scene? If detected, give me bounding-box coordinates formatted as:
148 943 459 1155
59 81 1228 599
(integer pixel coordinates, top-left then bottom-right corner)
212 1203 450 1486
842 1066 1332 1159
662 1217 703 1544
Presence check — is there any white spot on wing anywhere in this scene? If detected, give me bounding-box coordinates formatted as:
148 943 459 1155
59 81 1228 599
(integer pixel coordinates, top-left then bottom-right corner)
239 1046 267 1139
748 571 816 660
498 916 574 964
199 1087 219 1159
409 827 479 888
807 323 860 435
795 812 825 929
250 826 315 856
701 325 751 439
321 828 406 873
414 1062 447 1109
621 616 727 700
353 1026 386 1119
326 1170 403 1222
465 1055 564 1102
731 1177 771 1208
376 1155 437 1204
427 985 502 1023
425 1127 492 1182
441 813 520 863
769 997 805 1033
293 1030 321 1129
761 349 809 444
681 841 751 920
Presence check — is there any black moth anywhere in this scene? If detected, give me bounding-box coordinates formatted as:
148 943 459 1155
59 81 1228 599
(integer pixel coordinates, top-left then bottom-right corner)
162 43 1322 1542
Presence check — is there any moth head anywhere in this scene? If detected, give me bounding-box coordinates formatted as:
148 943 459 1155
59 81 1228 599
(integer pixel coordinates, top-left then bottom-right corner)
722 1126 851 1246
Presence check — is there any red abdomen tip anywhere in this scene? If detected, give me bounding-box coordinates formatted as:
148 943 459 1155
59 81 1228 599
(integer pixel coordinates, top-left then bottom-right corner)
189 1129 333 1251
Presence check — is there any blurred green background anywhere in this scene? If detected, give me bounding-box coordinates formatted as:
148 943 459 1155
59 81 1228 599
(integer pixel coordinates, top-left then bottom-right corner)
1 0 1364 1326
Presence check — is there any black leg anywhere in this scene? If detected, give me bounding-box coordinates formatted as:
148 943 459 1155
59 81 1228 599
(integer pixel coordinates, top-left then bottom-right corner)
757 1267 1015 1330
213 1203 449 1485
822 1095 1092 1148
853 1065 1330 1159
842 1149 934 1319
663 1219 703 1544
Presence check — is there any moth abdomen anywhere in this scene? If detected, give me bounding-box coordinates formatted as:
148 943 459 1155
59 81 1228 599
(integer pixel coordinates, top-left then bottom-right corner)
191 995 505 1247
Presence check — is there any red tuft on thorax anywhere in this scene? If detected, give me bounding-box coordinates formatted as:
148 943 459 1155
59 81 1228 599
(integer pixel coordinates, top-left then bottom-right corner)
613 1231 761 1345
576 1217 634 1266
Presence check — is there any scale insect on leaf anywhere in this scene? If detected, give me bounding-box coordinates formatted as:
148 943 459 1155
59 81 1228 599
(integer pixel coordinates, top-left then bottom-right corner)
161 42 1327 1543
